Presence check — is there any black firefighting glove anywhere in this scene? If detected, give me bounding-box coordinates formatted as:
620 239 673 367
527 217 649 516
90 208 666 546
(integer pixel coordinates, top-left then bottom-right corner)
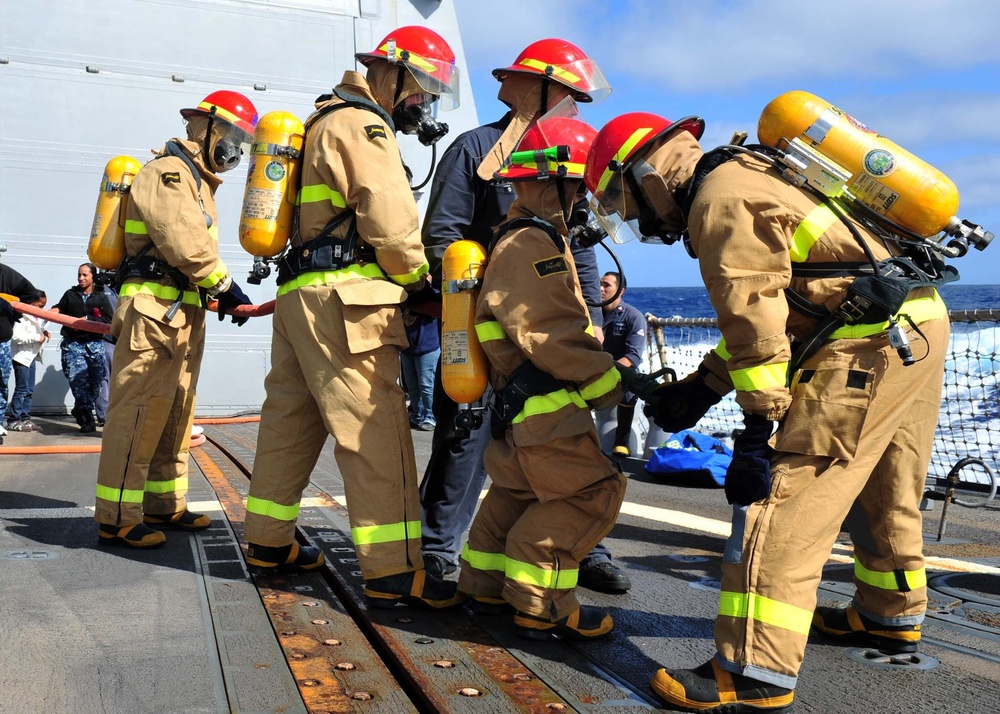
725 413 775 506
643 369 722 433
216 282 252 326
0 297 21 323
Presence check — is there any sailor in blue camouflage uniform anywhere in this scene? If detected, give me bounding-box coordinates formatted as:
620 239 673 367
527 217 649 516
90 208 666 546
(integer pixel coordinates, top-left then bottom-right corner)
52 263 114 432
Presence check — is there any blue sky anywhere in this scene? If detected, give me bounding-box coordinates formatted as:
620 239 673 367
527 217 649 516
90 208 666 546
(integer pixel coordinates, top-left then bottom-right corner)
452 0 1000 287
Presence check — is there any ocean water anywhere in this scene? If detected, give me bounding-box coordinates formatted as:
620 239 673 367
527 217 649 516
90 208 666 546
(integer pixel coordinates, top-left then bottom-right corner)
626 283 1000 320
623 283 1000 487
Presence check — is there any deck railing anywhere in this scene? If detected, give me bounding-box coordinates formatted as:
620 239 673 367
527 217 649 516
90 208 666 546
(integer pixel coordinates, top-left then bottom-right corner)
644 311 999 500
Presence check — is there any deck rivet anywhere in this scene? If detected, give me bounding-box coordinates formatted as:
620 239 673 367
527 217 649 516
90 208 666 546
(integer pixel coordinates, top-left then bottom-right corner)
311 619 330 625
351 692 373 700
415 637 434 644
291 653 306 660
302 679 320 686
335 662 356 671
323 639 342 646
433 660 454 668
546 704 566 711
459 688 483 697
397 617 412 623
303 601 320 607
281 631 296 636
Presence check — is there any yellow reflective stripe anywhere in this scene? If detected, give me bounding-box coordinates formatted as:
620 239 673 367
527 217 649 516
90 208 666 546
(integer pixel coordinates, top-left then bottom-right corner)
276 263 388 296
714 338 731 360
120 282 202 306
597 127 653 194
197 100 244 127
718 590 813 635
730 361 789 393
386 261 429 287
124 219 148 235
585 321 595 337
380 43 438 73
511 388 588 424
351 520 421 546
208 224 219 242
509 160 586 175
245 496 299 521
475 321 507 342
144 476 188 495
517 58 582 85
96 483 144 504
854 558 927 591
579 365 621 401
195 261 230 289
461 543 506 572
298 184 347 208
505 557 577 590
830 290 947 339
789 203 840 262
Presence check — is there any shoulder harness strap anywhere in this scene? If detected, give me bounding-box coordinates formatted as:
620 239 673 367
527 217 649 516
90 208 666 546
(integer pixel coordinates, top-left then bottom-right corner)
488 216 565 257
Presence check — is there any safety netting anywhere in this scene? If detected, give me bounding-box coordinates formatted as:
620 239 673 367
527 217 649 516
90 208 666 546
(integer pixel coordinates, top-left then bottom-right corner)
644 311 1000 498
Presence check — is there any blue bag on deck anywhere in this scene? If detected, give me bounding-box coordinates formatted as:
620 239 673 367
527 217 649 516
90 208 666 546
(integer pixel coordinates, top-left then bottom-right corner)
644 430 733 487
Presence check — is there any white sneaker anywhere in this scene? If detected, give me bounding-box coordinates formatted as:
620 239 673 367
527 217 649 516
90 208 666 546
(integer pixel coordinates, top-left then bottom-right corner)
191 425 205 437
0 423 7 437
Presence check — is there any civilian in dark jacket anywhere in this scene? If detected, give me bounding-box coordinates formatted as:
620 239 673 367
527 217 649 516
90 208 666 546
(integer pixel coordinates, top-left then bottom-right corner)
51 263 114 432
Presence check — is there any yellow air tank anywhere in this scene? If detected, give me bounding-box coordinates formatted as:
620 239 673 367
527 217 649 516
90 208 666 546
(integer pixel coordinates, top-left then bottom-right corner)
88 156 142 269
239 111 304 258
441 240 488 405
758 90 959 237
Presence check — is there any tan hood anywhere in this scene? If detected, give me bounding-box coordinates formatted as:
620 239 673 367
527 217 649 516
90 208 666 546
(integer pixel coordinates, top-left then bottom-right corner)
475 75 552 181
155 137 222 191
507 177 579 238
635 131 703 233
365 61 426 115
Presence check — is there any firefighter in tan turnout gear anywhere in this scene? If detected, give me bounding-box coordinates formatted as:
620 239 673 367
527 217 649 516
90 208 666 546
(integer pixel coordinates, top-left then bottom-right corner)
457 113 628 639
584 110 954 712
241 26 465 609
95 90 258 547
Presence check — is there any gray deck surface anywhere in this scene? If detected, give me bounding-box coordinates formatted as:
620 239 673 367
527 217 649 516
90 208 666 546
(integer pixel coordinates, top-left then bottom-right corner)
2 416 999 713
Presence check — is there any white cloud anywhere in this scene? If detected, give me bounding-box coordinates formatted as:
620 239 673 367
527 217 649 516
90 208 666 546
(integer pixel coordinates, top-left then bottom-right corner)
455 0 1000 92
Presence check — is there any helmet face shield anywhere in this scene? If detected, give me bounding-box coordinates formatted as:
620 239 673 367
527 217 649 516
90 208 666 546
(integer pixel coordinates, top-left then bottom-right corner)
385 39 461 110
550 57 611 103
590 192 642 244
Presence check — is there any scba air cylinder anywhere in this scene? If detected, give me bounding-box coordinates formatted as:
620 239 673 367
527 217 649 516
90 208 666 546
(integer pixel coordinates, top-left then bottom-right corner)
239 111 304 258
758 90 960 237
88 155 142 270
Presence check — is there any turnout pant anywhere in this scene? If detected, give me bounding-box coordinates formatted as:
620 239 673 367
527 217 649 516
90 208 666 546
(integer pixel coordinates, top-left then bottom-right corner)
243 283 423 580
95 296 204 524
459 427 626 620
715 317 949 689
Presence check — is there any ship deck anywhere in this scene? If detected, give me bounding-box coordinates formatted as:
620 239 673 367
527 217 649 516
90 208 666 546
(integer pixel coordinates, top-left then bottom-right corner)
2 416 999 714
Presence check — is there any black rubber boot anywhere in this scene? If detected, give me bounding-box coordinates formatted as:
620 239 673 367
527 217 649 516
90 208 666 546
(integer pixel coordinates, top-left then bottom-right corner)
812 604 921 653
98 522 167 548
514 605 614 640
80 409 97 433
465 595 513 616
71 407 86 427
650 659 794 713
364 569 466 610
613 403 635 456
144 510 212 531
246 541 325 574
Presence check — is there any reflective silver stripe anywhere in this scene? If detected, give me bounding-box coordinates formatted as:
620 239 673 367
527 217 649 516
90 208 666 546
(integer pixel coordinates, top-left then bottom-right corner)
804 107 840 145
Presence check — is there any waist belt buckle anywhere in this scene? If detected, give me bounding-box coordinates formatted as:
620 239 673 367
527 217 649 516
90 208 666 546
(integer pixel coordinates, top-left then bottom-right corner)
837 297 871 325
